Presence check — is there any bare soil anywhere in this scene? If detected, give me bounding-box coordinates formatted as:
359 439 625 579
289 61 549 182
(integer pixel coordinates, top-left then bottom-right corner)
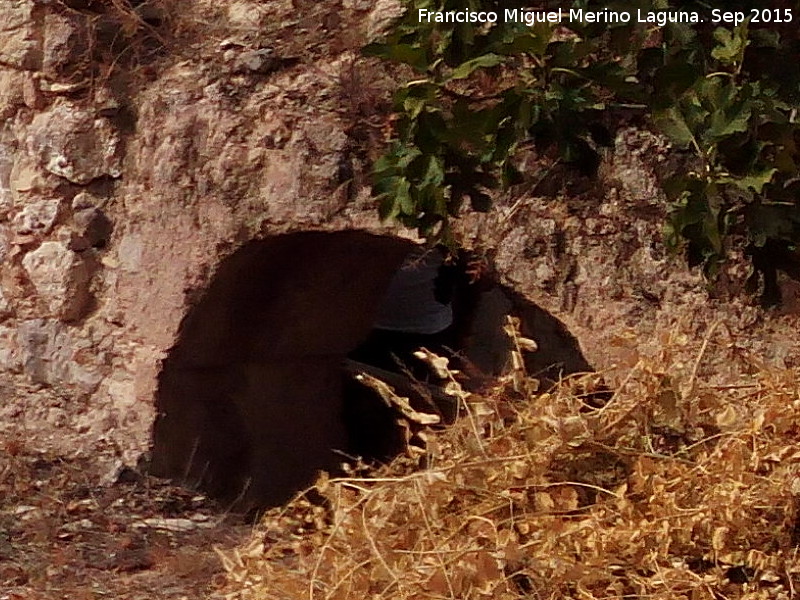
0 441 251 599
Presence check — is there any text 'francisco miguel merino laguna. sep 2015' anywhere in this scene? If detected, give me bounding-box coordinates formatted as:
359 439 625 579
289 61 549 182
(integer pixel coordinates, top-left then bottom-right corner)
417 7 794 27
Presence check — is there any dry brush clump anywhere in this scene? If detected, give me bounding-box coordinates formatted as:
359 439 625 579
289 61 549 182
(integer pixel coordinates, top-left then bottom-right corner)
218 342 800 600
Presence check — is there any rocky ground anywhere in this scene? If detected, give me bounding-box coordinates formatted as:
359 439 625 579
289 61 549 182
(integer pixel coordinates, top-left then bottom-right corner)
0 441 250 599
0 373 249 599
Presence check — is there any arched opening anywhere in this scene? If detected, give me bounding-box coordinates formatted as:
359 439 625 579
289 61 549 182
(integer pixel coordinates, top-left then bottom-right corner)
149 230 593 511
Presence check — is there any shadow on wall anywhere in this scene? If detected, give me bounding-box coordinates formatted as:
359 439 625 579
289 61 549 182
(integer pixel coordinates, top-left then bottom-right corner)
149 231 594 511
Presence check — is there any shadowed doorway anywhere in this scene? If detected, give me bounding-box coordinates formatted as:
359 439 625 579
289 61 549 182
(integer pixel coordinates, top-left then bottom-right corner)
149 230 594 510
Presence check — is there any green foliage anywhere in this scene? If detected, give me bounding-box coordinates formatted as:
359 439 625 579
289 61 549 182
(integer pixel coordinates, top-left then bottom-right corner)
365 0 800 296
651 11 800 282
363 0 620 242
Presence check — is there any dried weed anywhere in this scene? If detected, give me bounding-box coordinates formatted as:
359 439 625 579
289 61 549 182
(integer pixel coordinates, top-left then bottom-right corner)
219 339 800 600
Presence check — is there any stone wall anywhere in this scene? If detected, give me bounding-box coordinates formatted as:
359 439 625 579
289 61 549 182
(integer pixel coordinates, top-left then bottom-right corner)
0 0 411 464
2 0 799 498
0 1 590 490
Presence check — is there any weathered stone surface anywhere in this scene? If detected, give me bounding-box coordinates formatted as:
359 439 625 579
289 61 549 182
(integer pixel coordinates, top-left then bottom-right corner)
366 0 405 42
0 286 12 320
0 324 20 370
22 242 92 321
21 69 42 108
66 193 112 250
117 233 144 272
0 69 27 120
26 102 123 184
93 86 121 117
602 127 671 203
0 225 9 264
69 207 112 250
17 319 103 390
0 144 13 217
0 0 41 70
457 122 800 383
71 191 97 211
12 198 61 235
8 155 57 197
43 11 90 80
233 48 277 74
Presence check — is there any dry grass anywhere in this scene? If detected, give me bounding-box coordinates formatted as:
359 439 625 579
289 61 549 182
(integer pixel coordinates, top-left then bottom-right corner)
218 339 800 600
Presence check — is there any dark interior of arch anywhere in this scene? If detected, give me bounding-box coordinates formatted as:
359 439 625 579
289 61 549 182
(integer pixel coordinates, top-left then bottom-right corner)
148 230 595 511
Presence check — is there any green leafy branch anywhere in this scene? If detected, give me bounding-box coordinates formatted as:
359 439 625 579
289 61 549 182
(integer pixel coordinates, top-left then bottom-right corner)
655 17 800 294
365 0 800 303
363 0 626 242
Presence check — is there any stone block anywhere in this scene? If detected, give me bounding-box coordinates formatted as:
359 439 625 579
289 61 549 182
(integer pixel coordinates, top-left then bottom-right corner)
0 0 41 70
43 11 90 80
17 318 102 390
12 198 61 235
0 285 12 320
22 241 92 321
26 102 122 185
0 146 12 218
0 324 21 371
0 69 26 120
69 207 112 250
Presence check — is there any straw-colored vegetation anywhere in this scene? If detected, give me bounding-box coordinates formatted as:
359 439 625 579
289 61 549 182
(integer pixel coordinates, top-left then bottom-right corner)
219 330 800 600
